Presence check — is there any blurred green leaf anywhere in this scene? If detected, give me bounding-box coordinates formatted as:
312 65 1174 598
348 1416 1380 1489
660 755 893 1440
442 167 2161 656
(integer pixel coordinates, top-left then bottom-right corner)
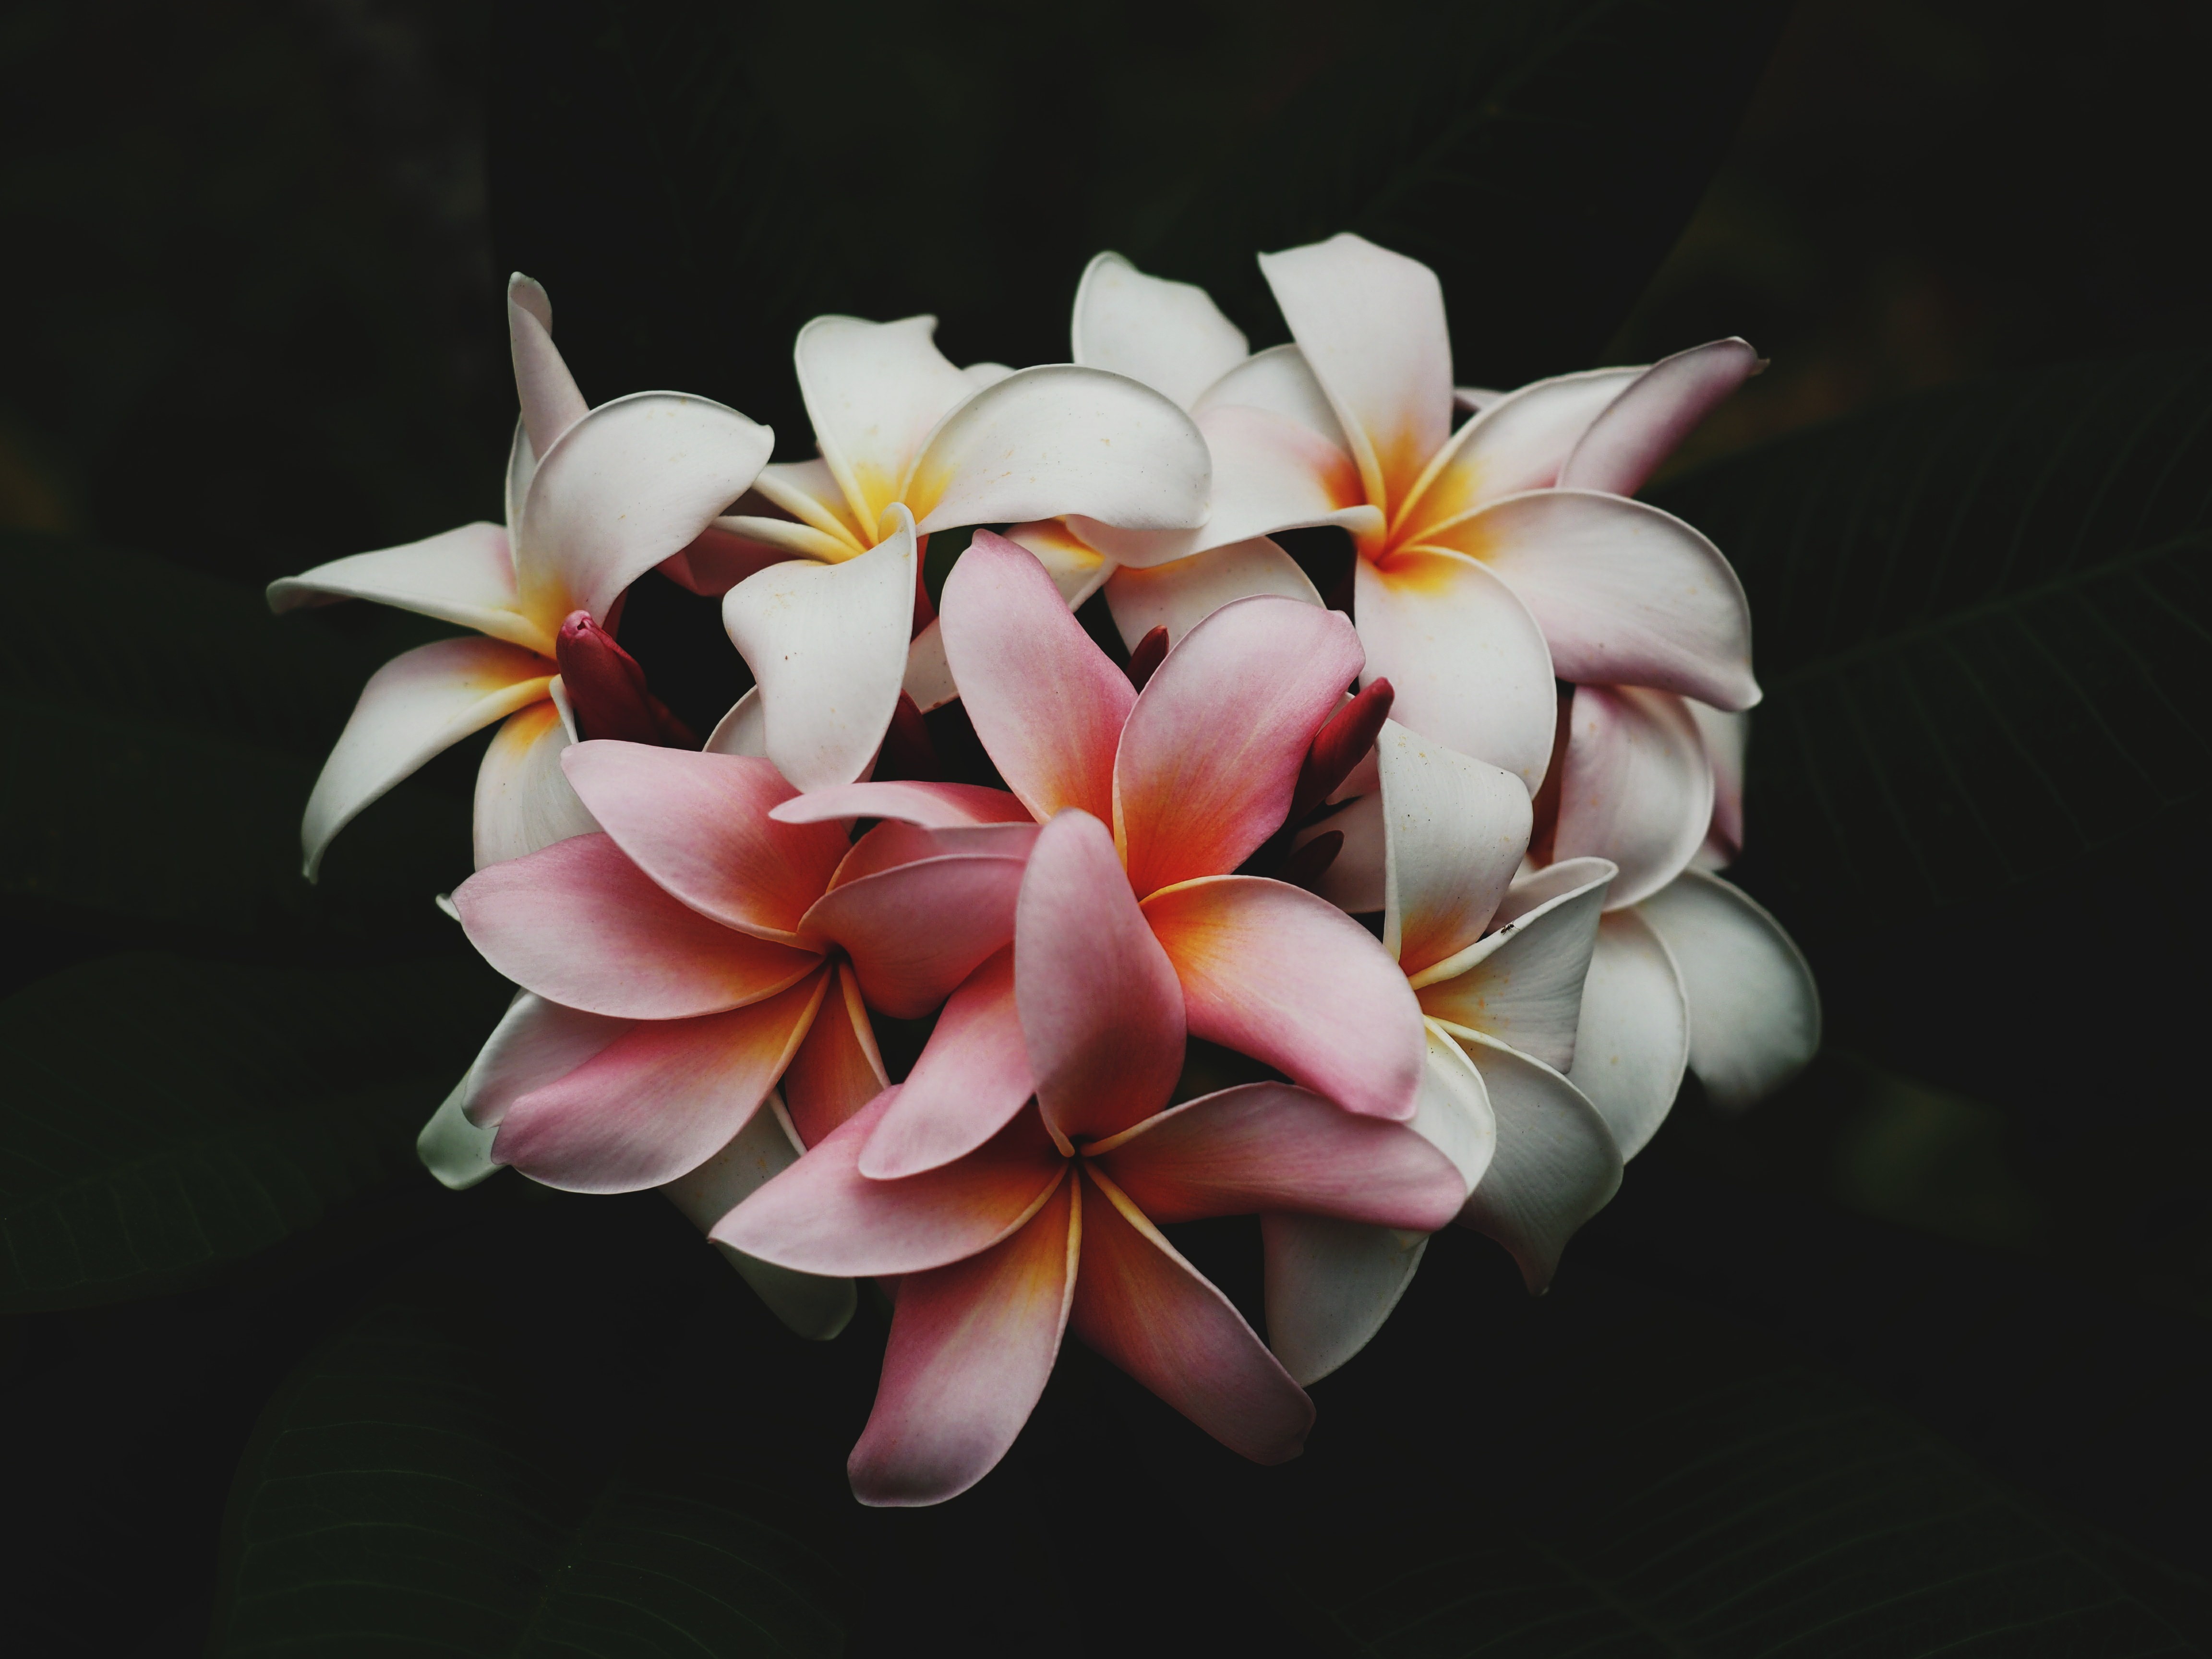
0 950 506 1311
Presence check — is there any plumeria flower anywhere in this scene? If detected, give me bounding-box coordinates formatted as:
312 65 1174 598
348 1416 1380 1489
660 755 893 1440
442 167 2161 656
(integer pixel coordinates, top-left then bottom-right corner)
696 312 1215 792
268 275 773 876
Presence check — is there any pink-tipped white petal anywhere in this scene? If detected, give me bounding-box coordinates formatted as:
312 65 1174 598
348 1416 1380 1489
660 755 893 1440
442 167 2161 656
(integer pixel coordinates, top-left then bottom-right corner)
454 833 823 1019
850 1173 1077 1506
1566 907 1689 1158
1551 685 1715 909
561 744 848 943
493 971 828 1192
1259 233 1451 517
794 314 976 531
506 273 589 462
1071 252 1249 410
1451 1028 1622 1292
939 528 1134 823
1114 595 1363 895
417 1073 501 1191
862 947 1032 1178
1142 876 1422 1121
1395 367 1640 535
1688 701 1746 866
713 1096 1065 1277
801 851 1028 1020
1559 338 1759 497
1016 811 1186 1143
1353 550 1559 790
770 780 1033 830
1102 537 1321 651
462 990 630 1129
1373 719 1533 976
514 390 773 626
302 637 553 880
704 689 768 757
1635 871 1820 1112
907 364 1211 535
1432 490 1758 709
1072 1166 1313 1464
1413 861 1613 1072
473 699 601 869
722 505 916 793
779 963 892 1149
1298 792 1385 915
267 522 542 652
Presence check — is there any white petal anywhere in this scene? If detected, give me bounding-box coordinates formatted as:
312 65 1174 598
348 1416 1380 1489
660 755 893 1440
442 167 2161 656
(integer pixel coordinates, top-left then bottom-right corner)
1071 251 1249 410
1193 342 1347 449
662 1093 857 1340
750 457 869 552
962 361 1015 391
302 637 553 879
1559 338 1759 497
722 505 915 791
507 273 589 462
1397 367 1640 535
1005 519 1118 608
416 1071 501 1191
713 516 854 565
472 699 601 868
1102 536 1319 649
901 620 959 714
1374 718 1532 976
1413 861 1612 1073
1552 685 1714 908
703 687 769 757
1567 907 1689 1158
1297 790 1385 914
1688 699 1746 866
462 990 630 1129
794 314 974 531
1635 871 1820 1112
267 522 544 653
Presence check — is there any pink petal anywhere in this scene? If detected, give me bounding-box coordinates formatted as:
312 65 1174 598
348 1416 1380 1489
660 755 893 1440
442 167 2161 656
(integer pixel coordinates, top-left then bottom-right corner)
1016 811 1186 1143
1413 860 1613 1072
800 851 1028 1020
454 832 824 1019
1258 232 1451 517
1635 871 1820 1112
506 274 589 462
847 1173 1078 1507
781 963 892 1148
1071 252 1249 411
267 522 542 653
829 821 1040 891
1551 685 1715 909
1113 596 1363 896
769 780 1033 830
1371 719 1533 977
302 636 553 880
1072 1166 1313 1465
938 528 1133 824
1430 490 1758 710
862 947 1034 1178
1559 339 1759 497
493 970 829 1192
1102 537 1321 651
1142 876 1422 1121
560 743 847 943
462 991 630 1129
1090 1082 1466 1228
1353 550 1558 790
1566 907 1689 1158
1451 1029 1622 1292
1394 367 1640 536
473 699 600 869
712 1095 1065 1277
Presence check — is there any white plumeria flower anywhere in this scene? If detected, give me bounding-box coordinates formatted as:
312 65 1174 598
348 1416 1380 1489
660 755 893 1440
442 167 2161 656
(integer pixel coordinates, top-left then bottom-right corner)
268 275 773 877
693 313 1214 791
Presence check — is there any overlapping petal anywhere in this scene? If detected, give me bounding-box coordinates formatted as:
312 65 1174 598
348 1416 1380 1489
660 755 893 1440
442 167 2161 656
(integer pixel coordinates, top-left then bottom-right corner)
1451 1029 1622 1292
770 780 1031 830
862 947 1033 1178
266 522 541 651
1566 907 1689 1158
1372 720 1532 975
473 698 600 869
1550 685 1715 908
1071 252 1249 411
800 849 1028 1020
461 991 630 1130
1394 367 1639 535
1559 339 1760 497
1412 861 1613 1071
1636 871 1821 1111
1101 536 1320 651
505 273 589 461
780 963 892 1148
794 315 975 532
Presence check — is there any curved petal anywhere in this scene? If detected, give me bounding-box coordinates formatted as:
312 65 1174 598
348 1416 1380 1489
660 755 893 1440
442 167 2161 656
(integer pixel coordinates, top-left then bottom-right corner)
800 852 1028 1019
1494 855 1618 925
1395 368 1640 537
1103 536 1320 652
506 273 589 462
658 518 811 595
1259 232 1450 517
906 364 1210 534
828 820 1039 890
714 514 858 565
1352 549 1558 790
1414 862 1613 1071
781 963 891 1148
1005 519 1117 608
861 946 1033 1178
750 457 868 552
302 637 552 879
1451 1029 1623 1292
1373 719 1533 975
902 618 960 713
267 522 543 652
1092 1081 1466 1227
939 528 1133 823
722 505 915 793
1072 1166 1313 1465
1559 338 1759 497
662 1096 856 1340
850 1172 1078 1506
1071 252 1249 410
560 744 848 943
703 687 768 757
770 780 1032 830
1567 908 1689 1158
1428 490 1758 709
794 314 975 530
1688 700 1746 866
712 1095 1064 1277
454 832 823 1019
1551 685 1714 909
473 699 601 869
1016 811 1185 1143
417 1072 502 1191
1635 871 1821 1112
1114 595 1363 895
462 990 630 1130
1298 792 1385 915
493 970 828 1192
515 390 774 626
1142 876 1422 1121
1193 343 1346 447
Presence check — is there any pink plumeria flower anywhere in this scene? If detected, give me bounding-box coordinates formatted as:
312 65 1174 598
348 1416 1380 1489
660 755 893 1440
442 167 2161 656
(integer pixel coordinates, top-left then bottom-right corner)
683 313 1215 792
268 276 773 877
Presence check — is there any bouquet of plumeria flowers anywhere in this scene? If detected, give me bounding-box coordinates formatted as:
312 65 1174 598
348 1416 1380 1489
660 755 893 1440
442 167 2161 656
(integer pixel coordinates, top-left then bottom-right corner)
273 232 1818 1507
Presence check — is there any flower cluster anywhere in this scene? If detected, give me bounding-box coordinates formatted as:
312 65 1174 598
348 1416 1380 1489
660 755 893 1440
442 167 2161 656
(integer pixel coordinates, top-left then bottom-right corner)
276 233 1820 1505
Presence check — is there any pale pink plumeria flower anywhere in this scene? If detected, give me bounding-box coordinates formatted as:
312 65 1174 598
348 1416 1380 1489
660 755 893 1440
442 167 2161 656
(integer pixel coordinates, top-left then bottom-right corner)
268 275 774 877
662 313 1215 793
